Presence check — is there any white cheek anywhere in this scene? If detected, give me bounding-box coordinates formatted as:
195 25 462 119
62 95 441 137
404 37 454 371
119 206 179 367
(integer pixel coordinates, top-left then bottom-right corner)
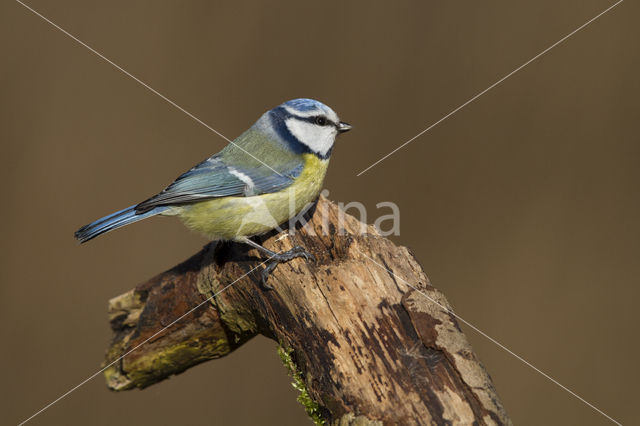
285 119 336 157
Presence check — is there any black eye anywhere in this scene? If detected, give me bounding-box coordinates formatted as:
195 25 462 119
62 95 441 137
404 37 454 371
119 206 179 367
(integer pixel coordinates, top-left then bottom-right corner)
315 116 327 126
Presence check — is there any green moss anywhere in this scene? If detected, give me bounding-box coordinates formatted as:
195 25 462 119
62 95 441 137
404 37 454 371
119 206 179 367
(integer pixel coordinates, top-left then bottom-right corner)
104 328 231 391
127 333 230 387
278 345 325 425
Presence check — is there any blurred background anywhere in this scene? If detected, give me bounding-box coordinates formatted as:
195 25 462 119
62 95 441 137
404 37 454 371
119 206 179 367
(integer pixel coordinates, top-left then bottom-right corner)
1 0 638 424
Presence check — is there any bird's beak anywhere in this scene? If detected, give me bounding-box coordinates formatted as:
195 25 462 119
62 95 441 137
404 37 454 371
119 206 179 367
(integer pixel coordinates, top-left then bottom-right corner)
337 121 352 133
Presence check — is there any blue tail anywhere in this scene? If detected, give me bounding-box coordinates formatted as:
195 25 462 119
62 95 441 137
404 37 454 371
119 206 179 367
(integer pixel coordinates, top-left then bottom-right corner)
75 205 167 243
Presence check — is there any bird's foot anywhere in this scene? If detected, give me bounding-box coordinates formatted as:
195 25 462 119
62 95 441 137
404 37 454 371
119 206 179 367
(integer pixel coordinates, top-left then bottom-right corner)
261 246 315 289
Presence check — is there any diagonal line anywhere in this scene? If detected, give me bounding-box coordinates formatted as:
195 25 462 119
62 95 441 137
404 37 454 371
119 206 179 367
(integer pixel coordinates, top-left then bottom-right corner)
356 0 624 176
356 248 622 425
17 256 274 426
15 0 285 177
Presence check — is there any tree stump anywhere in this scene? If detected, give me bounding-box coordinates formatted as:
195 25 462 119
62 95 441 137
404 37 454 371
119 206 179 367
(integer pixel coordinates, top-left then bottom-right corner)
104 196 511 425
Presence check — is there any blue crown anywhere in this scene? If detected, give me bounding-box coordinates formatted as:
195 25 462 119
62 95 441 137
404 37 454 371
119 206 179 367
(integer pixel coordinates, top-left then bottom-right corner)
283 98 328 113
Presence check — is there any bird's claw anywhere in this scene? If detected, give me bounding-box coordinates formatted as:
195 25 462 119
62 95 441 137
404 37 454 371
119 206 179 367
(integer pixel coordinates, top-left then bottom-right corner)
260 263 277 289
284 246 315 262
260 246 316 290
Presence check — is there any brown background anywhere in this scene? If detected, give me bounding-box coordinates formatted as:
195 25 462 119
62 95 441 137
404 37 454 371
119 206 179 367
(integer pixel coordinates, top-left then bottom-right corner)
1 1 638 425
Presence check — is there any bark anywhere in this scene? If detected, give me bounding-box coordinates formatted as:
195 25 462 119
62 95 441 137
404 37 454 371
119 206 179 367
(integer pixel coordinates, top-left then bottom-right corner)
103 196 511 425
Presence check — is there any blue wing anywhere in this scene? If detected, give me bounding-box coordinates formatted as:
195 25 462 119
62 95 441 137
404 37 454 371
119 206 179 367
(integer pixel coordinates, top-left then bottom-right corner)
135 154 303 213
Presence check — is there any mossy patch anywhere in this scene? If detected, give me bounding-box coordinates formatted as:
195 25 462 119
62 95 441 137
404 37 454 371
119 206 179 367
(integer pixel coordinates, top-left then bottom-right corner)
104 328 230 391
278 345 325 425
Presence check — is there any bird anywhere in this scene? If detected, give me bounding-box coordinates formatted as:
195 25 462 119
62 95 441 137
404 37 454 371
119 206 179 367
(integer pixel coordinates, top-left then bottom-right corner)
75 98 352 287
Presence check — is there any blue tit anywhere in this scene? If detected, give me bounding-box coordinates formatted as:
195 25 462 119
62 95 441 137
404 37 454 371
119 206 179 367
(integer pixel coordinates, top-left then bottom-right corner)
75 98 352 285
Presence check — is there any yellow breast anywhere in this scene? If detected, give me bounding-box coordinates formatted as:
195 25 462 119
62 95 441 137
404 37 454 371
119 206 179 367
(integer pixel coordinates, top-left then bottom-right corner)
174 154 329 240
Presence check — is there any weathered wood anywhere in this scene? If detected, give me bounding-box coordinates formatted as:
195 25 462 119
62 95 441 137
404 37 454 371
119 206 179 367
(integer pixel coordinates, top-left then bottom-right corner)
104 196 511 425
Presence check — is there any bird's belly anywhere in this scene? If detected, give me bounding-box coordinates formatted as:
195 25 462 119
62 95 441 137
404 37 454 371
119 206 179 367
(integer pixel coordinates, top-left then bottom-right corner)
175 154 328 240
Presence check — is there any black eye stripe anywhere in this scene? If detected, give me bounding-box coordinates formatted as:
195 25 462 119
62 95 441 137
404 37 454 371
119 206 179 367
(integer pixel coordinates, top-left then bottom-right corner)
275 107 337 128
293 115 336 127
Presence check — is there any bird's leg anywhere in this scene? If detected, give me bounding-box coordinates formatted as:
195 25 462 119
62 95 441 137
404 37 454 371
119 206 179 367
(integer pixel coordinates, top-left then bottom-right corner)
241 237 315 289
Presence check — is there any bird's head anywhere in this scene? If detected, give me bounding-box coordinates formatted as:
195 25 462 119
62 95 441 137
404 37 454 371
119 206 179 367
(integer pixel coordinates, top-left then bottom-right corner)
259 98 351 159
